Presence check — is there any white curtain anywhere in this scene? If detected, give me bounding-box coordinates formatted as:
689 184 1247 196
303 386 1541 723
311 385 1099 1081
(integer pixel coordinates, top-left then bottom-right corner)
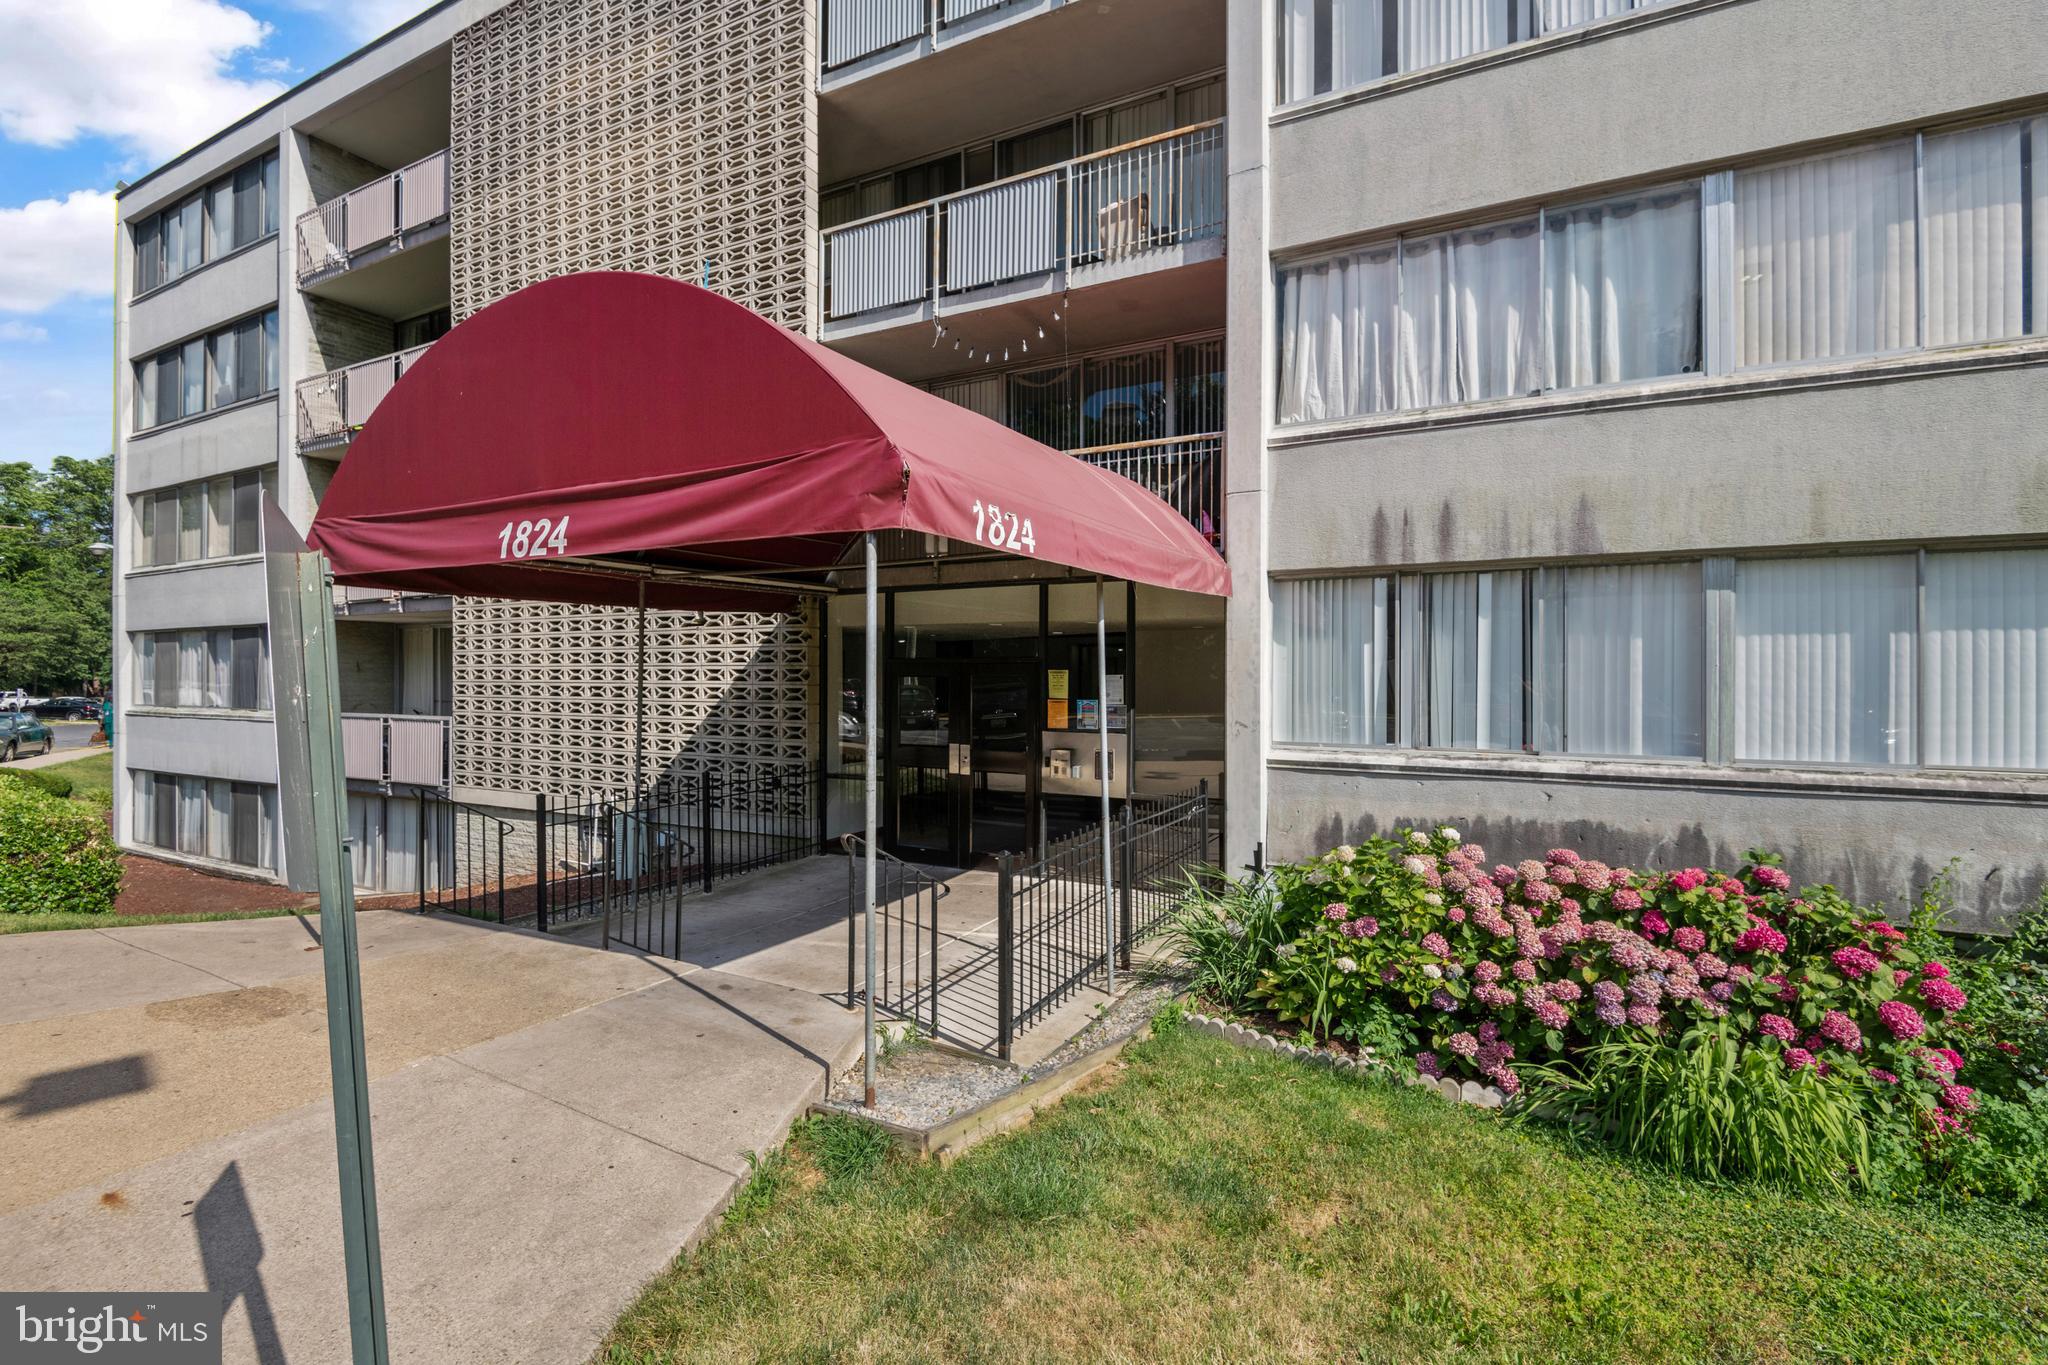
384 795 421 894
133 772 156 845
1923 548 2048 770
1273 576 1391 746
1733 141 1918 367
1427 573 1481 748
1397 235 1453 408
1279 246 1397 423
176 776 206 855
1922 121 2025 348
1449 219 1542 401
1280 0 1385 103
206 629 232 708
349 794 381 889
2034 118 2048 339
135 633 155 706
1734 555 1917 766
1545 186 1702 388
178 484 204 563
1563 562 1703 757
177 631 205 707
1399 0 1511 73
206 780 234 862
1538 0 1631 32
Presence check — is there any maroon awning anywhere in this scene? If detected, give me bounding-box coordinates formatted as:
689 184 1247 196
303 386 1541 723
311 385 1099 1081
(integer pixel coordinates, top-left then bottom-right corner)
307 272 1229 610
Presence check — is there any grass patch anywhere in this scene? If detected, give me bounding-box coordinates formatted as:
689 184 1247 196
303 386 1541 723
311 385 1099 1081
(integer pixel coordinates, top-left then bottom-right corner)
0 906 307 935
602 1022 2048 1364
42 750 114 805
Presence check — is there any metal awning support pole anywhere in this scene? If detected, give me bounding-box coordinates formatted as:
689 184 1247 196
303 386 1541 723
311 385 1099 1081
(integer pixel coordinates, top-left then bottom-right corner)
1097 575 1115 994
632 579 647 798
863 532 879 1108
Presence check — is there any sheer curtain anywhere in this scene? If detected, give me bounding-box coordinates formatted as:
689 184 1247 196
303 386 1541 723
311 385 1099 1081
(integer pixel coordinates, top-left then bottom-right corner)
1923 548 2048 770
1734 555 1917 766
1280 0 1384 103
1397 236 1452 408
1537 0 1629 31
1733 141 1918 367
1545 186 1701 388
1424 571 1526 749
176 776 206 855
205 629 232 708
206 780 235 863
1273 576 1391 745
1278 246 1397 423
1449 219 1542 401
1563 562 1703 757
1399 0 1512 73
1922 121 2026 348
177 631 205 707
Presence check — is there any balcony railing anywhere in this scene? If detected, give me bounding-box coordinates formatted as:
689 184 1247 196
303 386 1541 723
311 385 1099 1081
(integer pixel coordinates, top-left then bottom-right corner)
342 713 451 789
822 120 1224 322
295 149 451 285
1069 433 1223 550
296 343 433 449
822 0 1040 70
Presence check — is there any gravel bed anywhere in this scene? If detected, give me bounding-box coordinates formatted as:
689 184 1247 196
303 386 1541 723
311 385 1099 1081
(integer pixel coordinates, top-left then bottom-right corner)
824 1045 1021 1130
1027 974 1181 1076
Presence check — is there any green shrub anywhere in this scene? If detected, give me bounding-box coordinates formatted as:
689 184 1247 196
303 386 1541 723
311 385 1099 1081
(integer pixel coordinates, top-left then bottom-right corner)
0 767 74 800
1524 1022 1873 1193
0 779 122 915
1163 868 1286 1006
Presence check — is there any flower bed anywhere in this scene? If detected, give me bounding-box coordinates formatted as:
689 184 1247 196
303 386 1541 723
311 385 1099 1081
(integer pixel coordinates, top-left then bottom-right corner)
1169 829 2048 1200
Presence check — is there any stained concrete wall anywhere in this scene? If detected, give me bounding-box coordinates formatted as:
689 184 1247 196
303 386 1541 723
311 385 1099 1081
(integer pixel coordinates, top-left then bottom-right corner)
1271 0 2048 250
1268 759 2047 934
1268 358 2048 574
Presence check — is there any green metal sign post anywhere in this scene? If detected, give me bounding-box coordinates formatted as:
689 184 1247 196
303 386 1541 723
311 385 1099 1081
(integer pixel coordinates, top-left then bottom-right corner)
264 500 390 1365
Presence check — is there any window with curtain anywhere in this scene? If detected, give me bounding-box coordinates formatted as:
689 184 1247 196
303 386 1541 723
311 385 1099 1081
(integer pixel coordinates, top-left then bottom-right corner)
135 309 278 432
1560 562 1704 758
133 151 278 296
1400 0 1515 73
136 628 268 709
1447 218 1542 401
1273 576 1392 746
1734 555 1917 766
132 770 276 868
131 469 272 568
1920 118 2045 348
1425 570 1528 750
1278 244 1397 424
1544 184 1701 388
1733 141 1918 368
1923 548 2048 771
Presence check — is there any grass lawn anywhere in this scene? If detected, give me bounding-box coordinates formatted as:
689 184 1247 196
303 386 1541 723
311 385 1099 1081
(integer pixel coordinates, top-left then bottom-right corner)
602 1017 2048 1364
0 906 308 935
37 749 113 804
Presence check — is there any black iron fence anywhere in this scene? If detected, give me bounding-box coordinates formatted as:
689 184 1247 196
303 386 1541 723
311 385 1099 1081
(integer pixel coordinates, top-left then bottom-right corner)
418 763 824 954
848 781 1215 1060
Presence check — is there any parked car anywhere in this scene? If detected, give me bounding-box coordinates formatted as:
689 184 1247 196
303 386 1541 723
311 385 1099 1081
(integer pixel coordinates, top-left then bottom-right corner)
0 711 54 760
32 697 100 721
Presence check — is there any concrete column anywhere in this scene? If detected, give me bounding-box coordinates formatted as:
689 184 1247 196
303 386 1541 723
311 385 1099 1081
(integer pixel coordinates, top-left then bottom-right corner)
1223 0 1273 870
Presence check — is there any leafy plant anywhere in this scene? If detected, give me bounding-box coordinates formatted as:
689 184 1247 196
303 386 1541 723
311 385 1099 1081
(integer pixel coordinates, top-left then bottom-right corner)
1162 866 1284 1006
0 768 73 800
0 778 121 915
1523 1023 1873 1193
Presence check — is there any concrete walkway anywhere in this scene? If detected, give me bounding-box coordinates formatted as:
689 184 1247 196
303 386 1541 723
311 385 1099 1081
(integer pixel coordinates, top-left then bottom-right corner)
0 908 862 1364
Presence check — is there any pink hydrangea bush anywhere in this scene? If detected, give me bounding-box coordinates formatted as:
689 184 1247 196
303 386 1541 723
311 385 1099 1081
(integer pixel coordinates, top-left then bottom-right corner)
1250 832 1968 1140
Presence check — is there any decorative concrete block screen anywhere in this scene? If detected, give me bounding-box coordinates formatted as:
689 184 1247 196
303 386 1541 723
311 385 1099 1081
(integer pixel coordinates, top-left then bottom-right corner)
448 0 818 798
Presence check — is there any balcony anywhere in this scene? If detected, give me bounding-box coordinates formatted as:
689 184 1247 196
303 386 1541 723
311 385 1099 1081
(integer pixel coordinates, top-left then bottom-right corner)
821 121 1224 373
295 150 451 310
297 343 432 453
1070 433 1222 550
342 713 450 790
823 0 1062 79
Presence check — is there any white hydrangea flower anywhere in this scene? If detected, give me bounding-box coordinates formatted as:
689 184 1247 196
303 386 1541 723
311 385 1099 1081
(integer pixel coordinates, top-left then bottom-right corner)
1423 963 1443 979
1275 942 1298 960
1335 956 1358 974
1409 831 1431 848
1423 891 1443 906
1446 963 1465 979
1333 845 1357 864
1439 825 1461 843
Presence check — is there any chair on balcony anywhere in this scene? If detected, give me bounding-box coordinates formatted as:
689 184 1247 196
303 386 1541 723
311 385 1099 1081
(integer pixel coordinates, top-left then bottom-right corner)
1097 191 1153 261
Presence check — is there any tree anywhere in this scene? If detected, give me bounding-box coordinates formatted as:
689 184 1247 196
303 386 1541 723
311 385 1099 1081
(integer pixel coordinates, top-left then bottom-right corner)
0 455 113 693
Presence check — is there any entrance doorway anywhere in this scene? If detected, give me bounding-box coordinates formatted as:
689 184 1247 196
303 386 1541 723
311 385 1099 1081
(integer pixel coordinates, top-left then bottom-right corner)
888 662 1036 864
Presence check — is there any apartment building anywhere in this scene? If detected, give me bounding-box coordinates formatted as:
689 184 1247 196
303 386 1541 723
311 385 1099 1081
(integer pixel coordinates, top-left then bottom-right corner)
110 0 2043 929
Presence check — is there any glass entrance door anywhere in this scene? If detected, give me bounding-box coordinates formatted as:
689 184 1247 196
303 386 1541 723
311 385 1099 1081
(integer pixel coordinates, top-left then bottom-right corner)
890 669 960 862
968 668 1033 857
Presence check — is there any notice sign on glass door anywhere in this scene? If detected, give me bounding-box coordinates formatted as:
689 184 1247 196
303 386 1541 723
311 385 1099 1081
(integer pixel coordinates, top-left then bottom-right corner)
1047 669 1070 700
1046 699 1069 728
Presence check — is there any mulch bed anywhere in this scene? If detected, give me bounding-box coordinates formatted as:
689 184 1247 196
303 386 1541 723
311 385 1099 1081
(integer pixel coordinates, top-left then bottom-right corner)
114 852 316 917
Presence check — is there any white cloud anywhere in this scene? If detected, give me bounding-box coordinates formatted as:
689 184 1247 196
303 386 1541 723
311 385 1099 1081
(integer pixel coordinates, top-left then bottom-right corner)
0 191 118 314
0 321 51 343
0 0 287 164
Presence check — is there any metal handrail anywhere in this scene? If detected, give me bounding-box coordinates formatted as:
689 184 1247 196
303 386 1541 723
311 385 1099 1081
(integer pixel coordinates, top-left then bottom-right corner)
1067 429 1225 456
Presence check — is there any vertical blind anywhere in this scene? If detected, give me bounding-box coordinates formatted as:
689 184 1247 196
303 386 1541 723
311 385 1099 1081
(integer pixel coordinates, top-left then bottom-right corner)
1735 555 1917 765
1273 547 2048 772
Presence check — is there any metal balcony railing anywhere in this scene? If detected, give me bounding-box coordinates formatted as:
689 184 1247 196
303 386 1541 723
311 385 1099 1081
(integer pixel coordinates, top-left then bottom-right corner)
295 149 451 285
822 0 1048 69
342 713 451 789
1069 433 1223 549
822 120 1225 322
296 342 433 449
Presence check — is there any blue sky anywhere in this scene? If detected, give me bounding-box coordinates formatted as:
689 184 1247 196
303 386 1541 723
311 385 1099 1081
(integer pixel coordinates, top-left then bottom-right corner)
0 0 438 469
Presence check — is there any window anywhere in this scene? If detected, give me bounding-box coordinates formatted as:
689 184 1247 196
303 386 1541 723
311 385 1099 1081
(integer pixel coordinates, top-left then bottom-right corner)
134 309 279 431
1280 0 1681 105
132 151 279 295
132 468 273 568
1923 549 2048 770
1278 114 2048 425
925 338 1225 451
1274 548 2048 773
133 628 269 709
1733 141 1919 368
132 770 276 870
1273 576 1392 746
